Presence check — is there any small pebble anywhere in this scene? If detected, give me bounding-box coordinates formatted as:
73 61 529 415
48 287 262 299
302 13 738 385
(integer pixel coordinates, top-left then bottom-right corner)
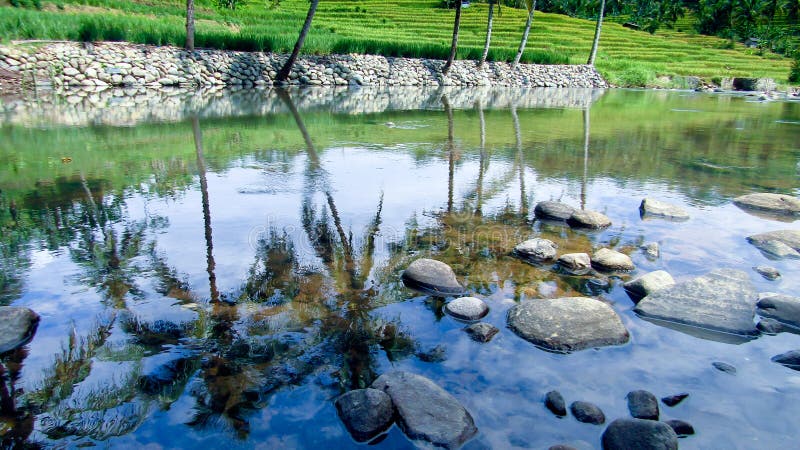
712 361 737 374
664 419 695 436
545 390 567 417
464 322 499 343
661 393 689 407
753 266 780 280
570 401 605 425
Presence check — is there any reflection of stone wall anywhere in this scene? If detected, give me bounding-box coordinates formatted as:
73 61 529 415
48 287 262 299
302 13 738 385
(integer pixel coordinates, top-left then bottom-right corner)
0 42 606 92
0 85 606 128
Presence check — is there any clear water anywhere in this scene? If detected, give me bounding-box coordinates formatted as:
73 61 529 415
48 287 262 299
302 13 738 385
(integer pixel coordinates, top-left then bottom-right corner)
1 87 799 449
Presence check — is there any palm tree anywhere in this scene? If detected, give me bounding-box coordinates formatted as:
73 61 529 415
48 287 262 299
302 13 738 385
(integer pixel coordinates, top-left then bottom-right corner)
513 0 537 68
276 0 320 84
442 0 463 76
186 0 195 51
587 0 606 65
478 0 497 68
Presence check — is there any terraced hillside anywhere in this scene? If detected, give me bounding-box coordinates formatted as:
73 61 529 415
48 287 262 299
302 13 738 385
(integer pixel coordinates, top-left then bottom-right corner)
0 0 793 85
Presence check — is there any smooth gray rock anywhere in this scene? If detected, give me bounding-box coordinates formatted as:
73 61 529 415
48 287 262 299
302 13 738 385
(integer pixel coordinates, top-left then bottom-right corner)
642 242 660 259
371 371 477 449
592 248 635 271
0 307 40 354
712 361 737 374
757 318 785 334
534 201 576 221
445 297 489 321
753 266 780 280
545 390 567 417
634 269 758 337
733 193 800 218
639 198 690 221
557 253 591 272
771 350 800 371
335 388 395 442
624 271 675 301
507 297 629 352
464 322 499 343
515 238 558 262
747 230 800 258
567 210 612 229
402 258 464 296
570 401 605 424
757 293 800 328
602 418 679 450
626 390 659 420
661 393 688 407
664 419 695 436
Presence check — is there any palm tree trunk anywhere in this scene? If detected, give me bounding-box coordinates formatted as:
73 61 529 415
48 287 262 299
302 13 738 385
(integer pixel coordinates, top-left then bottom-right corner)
587 0 605 65
478 0 495 68
513 0 536 68
276 0 319 83
442 1 463 76
185 0 195 51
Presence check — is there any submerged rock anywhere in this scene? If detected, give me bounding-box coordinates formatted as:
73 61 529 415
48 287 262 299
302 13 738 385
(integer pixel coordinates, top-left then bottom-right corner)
626 390 659 420
634 269 758 337
712 361 737 374
549 446 578 450
335 388 394 442
733 193 800 218
0 307 40 354
570 401 605 425
771 350 800 371
464 322 499 343
753 266 781 280
417 344 448 363
639 198 690 221
664 419 695 437
623 271 675 301
757 293 800 329
747 230 800 259
371 371 477 449
402 259 464 296
592 248 635 271
545 390 567 417
567 210 612 229
601 418 678 450
138 357 195 394
445 297 489 321
514 238 558 262
534 201 576 221
507 297 629 352
757 318 785 334
641 242 660 259
661 393 689 407
557 253 591 272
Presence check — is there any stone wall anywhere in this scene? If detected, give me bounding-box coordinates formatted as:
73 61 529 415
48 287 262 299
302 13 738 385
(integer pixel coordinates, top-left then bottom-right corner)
0 41 607 90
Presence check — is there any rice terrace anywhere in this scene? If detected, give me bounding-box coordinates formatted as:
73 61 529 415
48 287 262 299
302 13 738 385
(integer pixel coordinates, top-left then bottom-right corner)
1 0 799 448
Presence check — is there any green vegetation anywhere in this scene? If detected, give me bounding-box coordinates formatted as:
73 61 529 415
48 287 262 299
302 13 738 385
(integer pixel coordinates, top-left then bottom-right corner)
0 0 794 85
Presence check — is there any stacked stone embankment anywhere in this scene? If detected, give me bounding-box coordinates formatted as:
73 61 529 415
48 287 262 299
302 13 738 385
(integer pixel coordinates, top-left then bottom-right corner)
0 41 607 91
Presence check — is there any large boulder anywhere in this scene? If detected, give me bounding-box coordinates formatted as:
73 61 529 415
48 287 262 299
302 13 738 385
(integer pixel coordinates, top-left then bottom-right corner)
402 259 464 296
514 238 558 262
639 198 689 221
335 388 395 442
592 248 635 272
634 269 758 338
445 297 489 321
747 230 800 259
534 201 576 221
601 418 678 450
0 307 40 354
371 371 477 449
733 193 800 219
757 293 800 329
507 297 630 352
623 271 675 301
567 210 612 229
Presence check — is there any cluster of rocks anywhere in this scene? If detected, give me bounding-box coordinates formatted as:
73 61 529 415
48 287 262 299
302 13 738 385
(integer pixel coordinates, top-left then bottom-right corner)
0 42 607 93
335 371 477 448
544 388 694 449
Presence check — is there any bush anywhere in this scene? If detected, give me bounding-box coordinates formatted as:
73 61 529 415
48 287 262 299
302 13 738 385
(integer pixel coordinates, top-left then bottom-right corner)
790 53 800 84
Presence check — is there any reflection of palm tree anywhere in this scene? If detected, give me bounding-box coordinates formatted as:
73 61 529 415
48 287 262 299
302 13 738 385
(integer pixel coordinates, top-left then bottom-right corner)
582 107 590 210
511 104 528 215
193 117 220 303
443 94 456 214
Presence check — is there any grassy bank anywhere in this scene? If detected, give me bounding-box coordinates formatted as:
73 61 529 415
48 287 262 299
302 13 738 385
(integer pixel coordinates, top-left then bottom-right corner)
0 0 793 86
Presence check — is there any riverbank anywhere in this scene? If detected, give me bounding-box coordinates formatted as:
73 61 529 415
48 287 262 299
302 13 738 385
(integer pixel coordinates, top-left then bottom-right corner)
0 41 607 92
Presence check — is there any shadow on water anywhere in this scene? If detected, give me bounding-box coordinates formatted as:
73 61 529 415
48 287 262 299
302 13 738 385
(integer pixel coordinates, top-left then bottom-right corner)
0 87 798 448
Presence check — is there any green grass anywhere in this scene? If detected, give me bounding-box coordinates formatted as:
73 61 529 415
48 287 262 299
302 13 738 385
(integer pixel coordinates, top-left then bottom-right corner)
0 0 794 85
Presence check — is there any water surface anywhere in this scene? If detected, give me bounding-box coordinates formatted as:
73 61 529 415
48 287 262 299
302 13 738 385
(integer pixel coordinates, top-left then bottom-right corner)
1 87 799 449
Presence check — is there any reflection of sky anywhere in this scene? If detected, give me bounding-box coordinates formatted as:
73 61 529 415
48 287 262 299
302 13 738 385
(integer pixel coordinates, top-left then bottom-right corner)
6 90 800 448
